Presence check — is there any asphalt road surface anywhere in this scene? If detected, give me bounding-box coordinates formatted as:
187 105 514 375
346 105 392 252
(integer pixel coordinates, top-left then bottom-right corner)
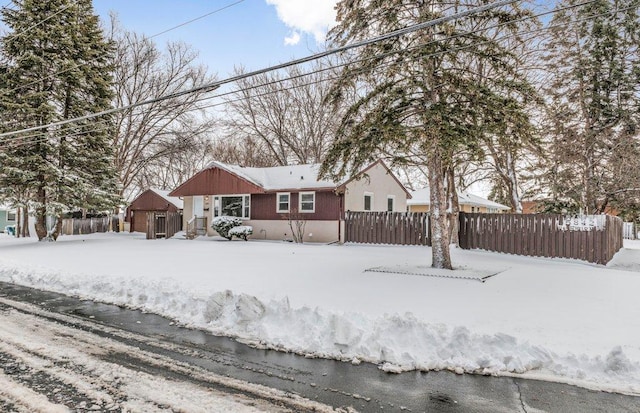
1 281 639 413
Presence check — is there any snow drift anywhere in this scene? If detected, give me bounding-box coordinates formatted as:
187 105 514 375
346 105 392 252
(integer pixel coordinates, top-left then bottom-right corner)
0 233 639 395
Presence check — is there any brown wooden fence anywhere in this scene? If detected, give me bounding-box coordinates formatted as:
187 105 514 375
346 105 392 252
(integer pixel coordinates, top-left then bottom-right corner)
458 213 624 264
146 211 182 239
344 211 430 246
62 217 110 235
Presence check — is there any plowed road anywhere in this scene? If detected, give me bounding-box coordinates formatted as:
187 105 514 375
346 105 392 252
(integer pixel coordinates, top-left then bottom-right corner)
0 296 336 412
2 282 640 413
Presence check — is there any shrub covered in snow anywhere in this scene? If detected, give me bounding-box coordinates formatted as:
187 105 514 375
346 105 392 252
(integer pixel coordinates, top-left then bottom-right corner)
211 216 243 240
228 225 253 241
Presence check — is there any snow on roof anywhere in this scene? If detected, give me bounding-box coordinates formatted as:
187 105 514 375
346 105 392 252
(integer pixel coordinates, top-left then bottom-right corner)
407 187 510 210
406 187 431 205
150 188 184 209
207 161 339 191
459 192 510 210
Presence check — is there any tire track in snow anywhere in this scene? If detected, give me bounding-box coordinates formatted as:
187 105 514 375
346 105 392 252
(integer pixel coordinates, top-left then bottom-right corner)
0 298 348 412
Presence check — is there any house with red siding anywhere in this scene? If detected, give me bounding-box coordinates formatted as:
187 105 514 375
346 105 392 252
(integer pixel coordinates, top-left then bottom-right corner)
169 160 410 243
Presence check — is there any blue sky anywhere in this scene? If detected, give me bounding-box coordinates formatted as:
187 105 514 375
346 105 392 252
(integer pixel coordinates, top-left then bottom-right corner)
92 0 337 77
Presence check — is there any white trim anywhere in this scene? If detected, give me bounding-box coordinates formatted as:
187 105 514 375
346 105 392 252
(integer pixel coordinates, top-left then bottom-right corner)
213 194 251 219
299 191 315 213
213 196 220 217
364 192 374 211
276 192 290 213
387 195 395 212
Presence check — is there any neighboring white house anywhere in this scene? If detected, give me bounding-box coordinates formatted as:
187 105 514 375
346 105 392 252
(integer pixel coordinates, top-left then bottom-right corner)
170 160 411 243
0 204 16 233
407 187 510 213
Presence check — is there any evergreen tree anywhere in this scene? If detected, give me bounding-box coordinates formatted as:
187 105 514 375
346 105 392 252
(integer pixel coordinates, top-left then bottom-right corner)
320 0 535 269
541 0 640 214
0 0 118 240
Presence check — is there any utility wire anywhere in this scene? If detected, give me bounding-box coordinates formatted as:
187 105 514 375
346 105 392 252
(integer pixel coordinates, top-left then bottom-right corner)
2 1 621 149
0 0 519 139
150 0 245 39
3 0 541 144
2 0 623 147
1 0 247 97
6 0 560 138
0 0 607 146
1 2 618 149
2 2 74 41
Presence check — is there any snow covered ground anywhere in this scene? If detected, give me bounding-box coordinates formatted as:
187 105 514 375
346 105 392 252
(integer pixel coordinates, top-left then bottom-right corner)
0 232 639 395
0 296 333 413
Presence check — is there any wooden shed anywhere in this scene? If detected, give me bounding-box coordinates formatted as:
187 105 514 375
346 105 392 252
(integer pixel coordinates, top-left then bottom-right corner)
126 189 183 234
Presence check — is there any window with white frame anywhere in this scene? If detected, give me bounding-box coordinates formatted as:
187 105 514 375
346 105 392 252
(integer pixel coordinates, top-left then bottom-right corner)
277 192 290 213
212 195 250 219
387 196 395 212
7 211 16 221
364 193 373 211
299 192 315 213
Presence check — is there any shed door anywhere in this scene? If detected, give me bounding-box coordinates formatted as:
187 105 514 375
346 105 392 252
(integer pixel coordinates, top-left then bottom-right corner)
132 211 148 233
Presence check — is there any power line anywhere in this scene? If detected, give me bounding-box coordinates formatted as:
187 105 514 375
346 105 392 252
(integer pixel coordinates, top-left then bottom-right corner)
8 0 566 140
4 3 610 151
0 0 603 144
2 2 74 41
0 0 519 139
2 0 621 148
1 0 247 98
149 0 245 39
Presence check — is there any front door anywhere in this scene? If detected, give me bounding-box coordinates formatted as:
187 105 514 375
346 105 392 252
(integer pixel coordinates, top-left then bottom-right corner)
193 196 204 218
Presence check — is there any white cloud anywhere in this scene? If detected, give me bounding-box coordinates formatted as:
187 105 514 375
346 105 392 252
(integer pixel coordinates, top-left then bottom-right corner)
284 31 301 46
266 0 337 45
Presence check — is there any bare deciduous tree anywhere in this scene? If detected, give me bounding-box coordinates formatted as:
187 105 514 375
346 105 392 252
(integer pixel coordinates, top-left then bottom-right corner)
109 18 217 200
220 62 343 166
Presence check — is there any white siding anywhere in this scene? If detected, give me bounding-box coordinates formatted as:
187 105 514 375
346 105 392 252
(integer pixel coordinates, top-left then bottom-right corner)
344 163 408 212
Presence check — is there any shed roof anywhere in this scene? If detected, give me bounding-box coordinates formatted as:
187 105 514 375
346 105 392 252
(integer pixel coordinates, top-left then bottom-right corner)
149 188 183 209
129 188 183 210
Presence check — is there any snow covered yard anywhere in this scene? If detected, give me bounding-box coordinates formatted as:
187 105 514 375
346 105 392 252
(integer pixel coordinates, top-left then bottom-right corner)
0 232 639 395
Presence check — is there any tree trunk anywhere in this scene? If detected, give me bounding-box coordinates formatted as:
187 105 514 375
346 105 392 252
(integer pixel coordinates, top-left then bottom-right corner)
21 205 29 237
446 166 460 246
35 184 47 241
15 207 21 238
428 151 452 269
35 214 47 240
504 152 523 213
51 217 62 241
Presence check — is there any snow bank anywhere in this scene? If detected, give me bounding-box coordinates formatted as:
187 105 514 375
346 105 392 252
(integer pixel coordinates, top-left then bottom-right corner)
1 233 639 395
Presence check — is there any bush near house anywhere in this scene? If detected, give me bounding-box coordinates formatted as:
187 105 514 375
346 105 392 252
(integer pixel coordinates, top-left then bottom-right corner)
211 216 242 240
229 225 253 241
